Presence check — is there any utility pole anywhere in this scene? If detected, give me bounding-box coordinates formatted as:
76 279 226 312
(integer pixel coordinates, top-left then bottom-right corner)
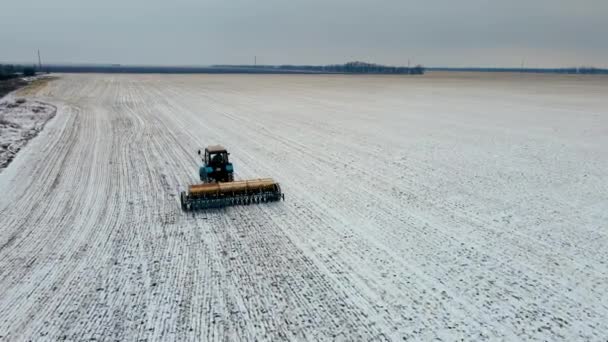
520 58 525 73
38 49 42 72
254 56 257 67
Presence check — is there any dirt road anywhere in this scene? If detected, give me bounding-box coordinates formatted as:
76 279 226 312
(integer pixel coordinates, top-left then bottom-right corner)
0 73 607 340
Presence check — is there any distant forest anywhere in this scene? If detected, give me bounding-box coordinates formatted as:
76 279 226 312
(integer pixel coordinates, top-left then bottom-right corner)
4 61 425 75
3 62 607 75
214 61 426 74
430 67 608 74
0 64 36 80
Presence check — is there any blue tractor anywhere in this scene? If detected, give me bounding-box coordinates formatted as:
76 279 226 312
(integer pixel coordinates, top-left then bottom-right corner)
198 145 234 183
181 144 284 210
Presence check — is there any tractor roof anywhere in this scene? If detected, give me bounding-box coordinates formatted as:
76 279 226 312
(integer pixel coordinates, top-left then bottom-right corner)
206 145 227 153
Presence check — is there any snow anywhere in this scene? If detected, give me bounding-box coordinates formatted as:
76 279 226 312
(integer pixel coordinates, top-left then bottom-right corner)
0 73 607 341
0 96 56 169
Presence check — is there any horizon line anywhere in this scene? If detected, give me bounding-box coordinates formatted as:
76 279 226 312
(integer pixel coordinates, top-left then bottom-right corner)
2 61 607 70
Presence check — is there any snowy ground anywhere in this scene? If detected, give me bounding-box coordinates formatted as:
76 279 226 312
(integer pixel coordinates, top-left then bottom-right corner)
0 96 56 169
0 73 607 341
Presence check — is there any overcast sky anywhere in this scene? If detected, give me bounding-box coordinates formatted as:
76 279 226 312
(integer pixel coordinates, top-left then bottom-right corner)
1 0 607 67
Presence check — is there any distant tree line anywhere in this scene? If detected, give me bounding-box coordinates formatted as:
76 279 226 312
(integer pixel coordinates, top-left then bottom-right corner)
282 61 424 74
570 67 607 74
429 66 608 74
0 64 36 80
216 61 425 74
40 63 425 75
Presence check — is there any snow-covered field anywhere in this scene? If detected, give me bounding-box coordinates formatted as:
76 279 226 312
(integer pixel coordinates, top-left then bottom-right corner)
0 73 606 341
0 96 56 169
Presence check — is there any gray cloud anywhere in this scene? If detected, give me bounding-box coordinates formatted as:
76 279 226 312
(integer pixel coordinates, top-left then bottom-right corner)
1 0 607 67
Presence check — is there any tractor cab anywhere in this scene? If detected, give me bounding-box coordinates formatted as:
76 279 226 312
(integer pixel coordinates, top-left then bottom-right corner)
198 145 234 182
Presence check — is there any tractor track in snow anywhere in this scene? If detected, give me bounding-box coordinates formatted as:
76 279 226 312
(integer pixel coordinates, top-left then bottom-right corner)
0 73 607 341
